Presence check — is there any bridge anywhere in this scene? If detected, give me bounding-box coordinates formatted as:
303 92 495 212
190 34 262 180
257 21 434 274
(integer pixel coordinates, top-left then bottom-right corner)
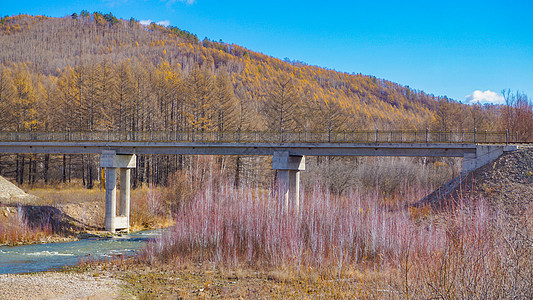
0 130 523 232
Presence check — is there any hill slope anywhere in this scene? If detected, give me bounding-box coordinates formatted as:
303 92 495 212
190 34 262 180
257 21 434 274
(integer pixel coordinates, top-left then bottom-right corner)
0 13 497 134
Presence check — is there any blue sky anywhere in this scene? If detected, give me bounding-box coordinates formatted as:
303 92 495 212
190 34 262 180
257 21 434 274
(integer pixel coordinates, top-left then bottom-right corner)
1 0 532 104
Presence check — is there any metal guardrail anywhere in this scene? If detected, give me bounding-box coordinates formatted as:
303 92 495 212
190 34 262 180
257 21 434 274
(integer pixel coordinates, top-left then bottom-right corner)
0 130 524 144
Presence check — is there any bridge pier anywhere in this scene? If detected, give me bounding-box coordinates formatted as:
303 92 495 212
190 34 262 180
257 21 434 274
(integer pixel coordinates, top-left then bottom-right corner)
272 151 305 212
100 150 136 233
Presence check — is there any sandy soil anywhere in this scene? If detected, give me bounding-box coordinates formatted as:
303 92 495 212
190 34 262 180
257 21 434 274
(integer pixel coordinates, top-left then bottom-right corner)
0 271 124 300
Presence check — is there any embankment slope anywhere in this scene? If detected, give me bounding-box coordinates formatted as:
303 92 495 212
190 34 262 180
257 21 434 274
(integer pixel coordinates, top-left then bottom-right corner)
418 147 533 214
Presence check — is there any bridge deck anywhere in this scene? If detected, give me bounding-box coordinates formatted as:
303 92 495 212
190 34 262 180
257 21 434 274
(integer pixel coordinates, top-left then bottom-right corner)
0 131 523 157
0 130 521 145
0 141 479 157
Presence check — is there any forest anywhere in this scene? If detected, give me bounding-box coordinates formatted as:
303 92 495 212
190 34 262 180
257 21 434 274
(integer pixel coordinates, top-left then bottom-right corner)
0 12 531 187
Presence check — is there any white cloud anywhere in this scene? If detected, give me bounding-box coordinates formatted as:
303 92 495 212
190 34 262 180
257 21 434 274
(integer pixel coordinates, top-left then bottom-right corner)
139 19 171 27
465 90 505 105
156 20 170 26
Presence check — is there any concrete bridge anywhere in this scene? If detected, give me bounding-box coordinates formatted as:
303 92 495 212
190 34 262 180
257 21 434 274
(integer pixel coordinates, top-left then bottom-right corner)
0 131 521 232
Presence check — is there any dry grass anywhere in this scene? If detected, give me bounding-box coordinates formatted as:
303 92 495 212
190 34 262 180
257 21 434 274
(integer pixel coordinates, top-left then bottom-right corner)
0 207 52 245
133 157 533 298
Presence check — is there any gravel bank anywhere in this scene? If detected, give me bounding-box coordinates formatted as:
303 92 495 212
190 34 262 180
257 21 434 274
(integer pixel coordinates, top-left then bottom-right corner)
0 176 39 206
418 147 533 213
0 271 123 300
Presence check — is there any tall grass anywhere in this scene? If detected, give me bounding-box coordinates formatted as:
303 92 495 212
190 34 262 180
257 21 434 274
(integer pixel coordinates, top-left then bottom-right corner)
140 157 533 298
143 183 444 269
0 206 52 245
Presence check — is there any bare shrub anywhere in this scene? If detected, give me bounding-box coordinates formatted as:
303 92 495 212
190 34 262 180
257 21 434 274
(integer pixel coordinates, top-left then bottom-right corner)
303 156 459 201
140 177 533 298
0 206 52 245
162 171 192 214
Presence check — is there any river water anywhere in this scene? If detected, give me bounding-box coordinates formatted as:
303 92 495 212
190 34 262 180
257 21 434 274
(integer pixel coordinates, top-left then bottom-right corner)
0 230 160 274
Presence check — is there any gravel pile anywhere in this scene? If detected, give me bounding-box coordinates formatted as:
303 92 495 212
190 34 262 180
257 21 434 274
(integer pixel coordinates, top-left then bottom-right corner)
0 176 39 206
418 147 533 214
0 271 123 300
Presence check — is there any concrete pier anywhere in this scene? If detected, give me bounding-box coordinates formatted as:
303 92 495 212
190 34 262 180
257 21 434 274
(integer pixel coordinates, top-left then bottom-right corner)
272 151 305 212
104 167 117 232
100 150 136 232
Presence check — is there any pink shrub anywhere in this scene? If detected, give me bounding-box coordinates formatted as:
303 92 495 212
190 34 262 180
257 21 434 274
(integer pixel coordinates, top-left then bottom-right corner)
142 179 446 270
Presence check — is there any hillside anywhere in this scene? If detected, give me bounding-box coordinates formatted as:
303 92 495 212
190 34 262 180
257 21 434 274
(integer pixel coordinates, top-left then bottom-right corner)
0 13 502 134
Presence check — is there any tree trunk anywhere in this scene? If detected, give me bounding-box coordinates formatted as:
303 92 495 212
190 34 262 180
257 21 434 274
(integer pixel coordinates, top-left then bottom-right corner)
19 155 25 185
62 155 67 183
235 155 241 188
43 154 50 184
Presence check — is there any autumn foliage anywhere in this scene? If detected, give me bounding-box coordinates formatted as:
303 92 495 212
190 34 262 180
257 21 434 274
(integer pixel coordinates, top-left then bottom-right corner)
1 12 524 134
0 12 531 186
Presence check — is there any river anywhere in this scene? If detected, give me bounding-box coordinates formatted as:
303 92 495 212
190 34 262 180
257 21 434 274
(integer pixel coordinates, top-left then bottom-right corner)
0 230 160 274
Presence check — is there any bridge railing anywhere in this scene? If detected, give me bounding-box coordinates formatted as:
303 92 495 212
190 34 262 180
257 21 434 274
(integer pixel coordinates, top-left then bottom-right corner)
0 130 521 144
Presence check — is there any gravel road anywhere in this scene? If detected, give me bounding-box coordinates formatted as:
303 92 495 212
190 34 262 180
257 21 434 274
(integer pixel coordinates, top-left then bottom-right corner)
0 271 123 300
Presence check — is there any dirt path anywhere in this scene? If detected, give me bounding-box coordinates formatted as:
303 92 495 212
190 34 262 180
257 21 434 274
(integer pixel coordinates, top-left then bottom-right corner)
0 271 124 300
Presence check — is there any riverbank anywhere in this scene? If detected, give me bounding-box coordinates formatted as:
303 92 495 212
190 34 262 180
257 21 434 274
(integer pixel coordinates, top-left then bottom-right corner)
0 183 173 246
0 270 123 300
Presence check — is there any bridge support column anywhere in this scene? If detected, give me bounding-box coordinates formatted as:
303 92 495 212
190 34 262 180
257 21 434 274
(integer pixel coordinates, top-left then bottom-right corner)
104 167 117 232
119 168 131 226
100 150 136 233
272 151 305 212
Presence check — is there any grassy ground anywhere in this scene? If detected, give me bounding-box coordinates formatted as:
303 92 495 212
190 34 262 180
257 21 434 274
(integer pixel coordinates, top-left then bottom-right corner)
75 259 393 299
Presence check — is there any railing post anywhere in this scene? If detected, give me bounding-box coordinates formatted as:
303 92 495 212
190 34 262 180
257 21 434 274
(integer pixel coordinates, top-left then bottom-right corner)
375 129 378 143
474 128 477 143
505 129 509 144
425 128 428 143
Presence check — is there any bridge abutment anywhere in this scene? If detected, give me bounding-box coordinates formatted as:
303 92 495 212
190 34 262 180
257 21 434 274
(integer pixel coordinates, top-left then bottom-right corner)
100 150 136 233
462 145 518 175
272 151 305 212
